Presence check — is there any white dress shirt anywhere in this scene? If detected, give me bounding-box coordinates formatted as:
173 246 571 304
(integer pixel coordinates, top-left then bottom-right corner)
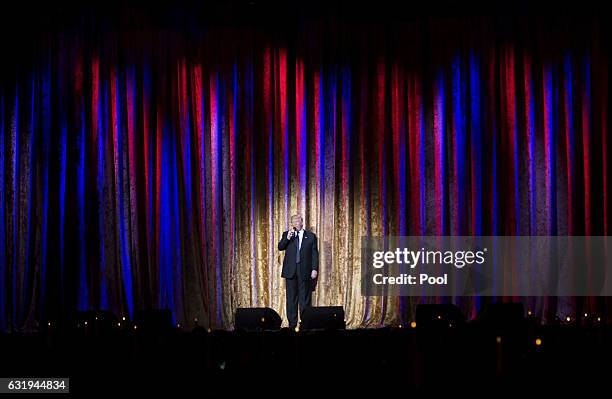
297 228 304 251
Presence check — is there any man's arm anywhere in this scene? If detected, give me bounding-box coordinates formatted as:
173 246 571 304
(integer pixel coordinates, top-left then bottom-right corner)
278 231 289 251
311 234 319 271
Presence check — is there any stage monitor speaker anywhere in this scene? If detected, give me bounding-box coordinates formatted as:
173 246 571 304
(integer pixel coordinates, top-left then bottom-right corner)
300 306 346 330
235 307 282 331
475 302 525 330
133 309 173 332
415 304 466 328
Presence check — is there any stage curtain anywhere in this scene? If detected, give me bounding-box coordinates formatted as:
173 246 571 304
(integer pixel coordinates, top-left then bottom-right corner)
0 14 610 331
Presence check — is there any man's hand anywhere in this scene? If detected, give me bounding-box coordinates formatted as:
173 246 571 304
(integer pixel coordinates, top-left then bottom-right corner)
287 230 295 239
311 270 318 279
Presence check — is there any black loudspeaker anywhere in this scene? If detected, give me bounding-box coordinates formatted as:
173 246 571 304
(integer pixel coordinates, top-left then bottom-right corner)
475 302 525 330
415 304 466 328
133 309 173 332
300 306 346 330
234 307 282 331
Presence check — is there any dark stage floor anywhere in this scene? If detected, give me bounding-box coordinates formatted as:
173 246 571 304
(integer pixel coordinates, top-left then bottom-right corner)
1 320 610 394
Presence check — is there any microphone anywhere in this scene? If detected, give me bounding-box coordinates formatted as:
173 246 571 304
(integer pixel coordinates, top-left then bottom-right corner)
292 227 298 239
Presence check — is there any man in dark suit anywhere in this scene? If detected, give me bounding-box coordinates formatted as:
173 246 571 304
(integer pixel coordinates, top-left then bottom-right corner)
278 215 319 329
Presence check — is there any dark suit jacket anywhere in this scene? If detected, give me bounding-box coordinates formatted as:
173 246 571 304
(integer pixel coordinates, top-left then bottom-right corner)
278 230 319 279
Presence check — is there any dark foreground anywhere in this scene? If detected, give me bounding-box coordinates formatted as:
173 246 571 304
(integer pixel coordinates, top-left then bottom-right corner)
1 320 610 394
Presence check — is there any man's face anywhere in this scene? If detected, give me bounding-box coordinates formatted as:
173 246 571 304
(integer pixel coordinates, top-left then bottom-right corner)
291 216 303 230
